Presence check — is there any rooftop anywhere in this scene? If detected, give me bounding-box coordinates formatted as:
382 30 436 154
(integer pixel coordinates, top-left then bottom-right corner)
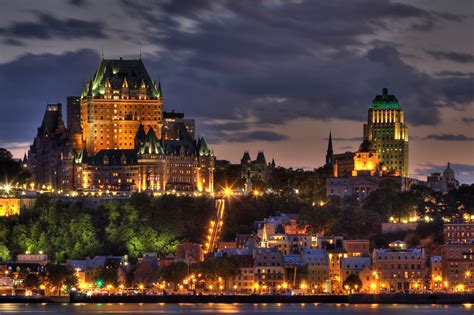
371 88 400 109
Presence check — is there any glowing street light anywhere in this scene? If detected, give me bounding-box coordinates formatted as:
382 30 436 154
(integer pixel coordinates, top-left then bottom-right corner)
3 183 12 195
223 187 233 198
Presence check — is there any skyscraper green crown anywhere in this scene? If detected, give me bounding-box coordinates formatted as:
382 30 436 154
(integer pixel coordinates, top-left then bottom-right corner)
371 88 400 109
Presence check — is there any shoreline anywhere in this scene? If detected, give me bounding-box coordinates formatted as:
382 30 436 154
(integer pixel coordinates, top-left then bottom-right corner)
0 293 473 304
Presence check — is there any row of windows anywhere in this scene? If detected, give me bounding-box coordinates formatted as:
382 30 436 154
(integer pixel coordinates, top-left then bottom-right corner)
89 115 158 121
91 104 160 109
377 255 422 260
377 264 422 270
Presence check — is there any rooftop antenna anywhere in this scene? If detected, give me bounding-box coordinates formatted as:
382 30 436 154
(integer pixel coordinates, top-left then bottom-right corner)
139 46 142 60
101 47 104 59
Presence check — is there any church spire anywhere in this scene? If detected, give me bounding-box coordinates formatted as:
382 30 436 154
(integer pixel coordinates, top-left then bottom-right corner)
325 131 334 168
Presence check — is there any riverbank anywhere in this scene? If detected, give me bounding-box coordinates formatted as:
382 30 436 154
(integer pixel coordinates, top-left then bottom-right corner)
0 293 472 304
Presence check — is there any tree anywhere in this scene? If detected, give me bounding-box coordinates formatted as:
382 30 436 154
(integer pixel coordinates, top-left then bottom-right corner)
343 274 362 293
194 256 240 280
158 262 188 288
23 273 42 290
45 264 77 296
0 244 10 261
0 148 30 185
94 266 119 287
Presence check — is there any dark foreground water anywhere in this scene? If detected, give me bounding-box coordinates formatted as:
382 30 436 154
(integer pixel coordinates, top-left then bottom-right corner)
0 303 473 315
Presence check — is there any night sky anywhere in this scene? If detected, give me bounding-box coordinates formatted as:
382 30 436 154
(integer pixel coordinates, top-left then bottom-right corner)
0 0 472 182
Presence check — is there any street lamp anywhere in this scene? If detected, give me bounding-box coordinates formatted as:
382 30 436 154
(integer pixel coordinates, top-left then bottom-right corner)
223 187 233 198
3 183 12 195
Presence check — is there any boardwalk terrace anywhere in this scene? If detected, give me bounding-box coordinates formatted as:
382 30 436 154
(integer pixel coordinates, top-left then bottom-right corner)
28 58 215 194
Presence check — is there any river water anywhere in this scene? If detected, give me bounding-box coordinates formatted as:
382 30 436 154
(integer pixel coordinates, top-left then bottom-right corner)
0 303 474 315
0 303 472 314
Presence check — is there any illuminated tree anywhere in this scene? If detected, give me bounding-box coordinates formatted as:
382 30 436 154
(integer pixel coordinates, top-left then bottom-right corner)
343 274 362 293
45 264 77 296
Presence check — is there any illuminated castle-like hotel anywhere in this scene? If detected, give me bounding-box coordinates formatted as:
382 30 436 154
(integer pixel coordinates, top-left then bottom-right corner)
28 57 214 193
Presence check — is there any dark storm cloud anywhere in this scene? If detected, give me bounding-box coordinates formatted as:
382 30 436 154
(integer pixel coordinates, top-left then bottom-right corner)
0 49 100 143
462 118 474 124
202 122 250 133
70 0 87 7
120 0 472 134
330 137 363 141
0 13 106 39
3 38 23 46
424 134 474 141
426 50 474 63
434 70 474 77
208 130 289 145
0 0 472 147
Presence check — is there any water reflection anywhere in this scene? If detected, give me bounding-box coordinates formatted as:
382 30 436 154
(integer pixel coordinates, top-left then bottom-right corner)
0 303 471 314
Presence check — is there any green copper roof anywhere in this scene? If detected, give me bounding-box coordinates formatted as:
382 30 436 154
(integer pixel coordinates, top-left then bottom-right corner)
82 58 160 98
138 127 164 155
197 136 211 157
371 88 400 109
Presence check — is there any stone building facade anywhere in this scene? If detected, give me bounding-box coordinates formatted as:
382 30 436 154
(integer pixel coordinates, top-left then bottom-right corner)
29 58 214 193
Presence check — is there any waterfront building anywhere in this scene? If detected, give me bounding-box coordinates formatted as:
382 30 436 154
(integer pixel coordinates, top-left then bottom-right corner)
340 256 371 284
253 248 285 292
16 254 49 266
225 255 255 293
372 241 425 292
175 242 203 264
133 253 159 288
363 88 409 176
343 240 370 257
301 248 330 292
429 256 444 292
441 221 474 292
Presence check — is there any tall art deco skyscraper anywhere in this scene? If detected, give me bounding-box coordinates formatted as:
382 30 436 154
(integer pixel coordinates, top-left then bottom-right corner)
363 88 409 177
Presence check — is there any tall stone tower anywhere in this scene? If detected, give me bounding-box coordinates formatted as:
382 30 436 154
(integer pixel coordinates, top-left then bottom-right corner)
363 88 408 177
80 57 163 155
